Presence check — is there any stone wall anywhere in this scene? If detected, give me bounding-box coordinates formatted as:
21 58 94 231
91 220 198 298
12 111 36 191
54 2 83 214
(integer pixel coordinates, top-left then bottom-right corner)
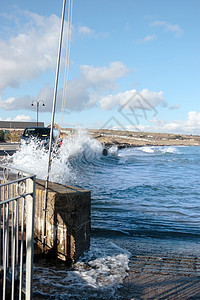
35 179 91 263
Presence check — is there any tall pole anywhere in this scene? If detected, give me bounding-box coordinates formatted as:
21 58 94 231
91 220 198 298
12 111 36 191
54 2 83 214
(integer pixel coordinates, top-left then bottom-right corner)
31 100 45 127
42 0 66 250
37 102 39 127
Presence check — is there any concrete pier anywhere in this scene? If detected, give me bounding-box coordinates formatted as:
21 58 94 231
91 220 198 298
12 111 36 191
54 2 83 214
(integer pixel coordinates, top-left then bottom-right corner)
34 179 91 263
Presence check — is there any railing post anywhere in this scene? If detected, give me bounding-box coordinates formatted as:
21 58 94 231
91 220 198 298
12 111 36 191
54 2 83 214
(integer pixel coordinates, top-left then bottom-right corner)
25 176 36 300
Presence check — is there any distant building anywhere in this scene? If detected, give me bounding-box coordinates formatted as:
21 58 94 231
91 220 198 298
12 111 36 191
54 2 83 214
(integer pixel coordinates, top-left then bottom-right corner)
0 121 44 131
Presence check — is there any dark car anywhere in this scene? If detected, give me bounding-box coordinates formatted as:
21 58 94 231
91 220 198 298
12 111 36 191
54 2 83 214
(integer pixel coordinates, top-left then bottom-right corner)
20 127 52 147
20 127 62 150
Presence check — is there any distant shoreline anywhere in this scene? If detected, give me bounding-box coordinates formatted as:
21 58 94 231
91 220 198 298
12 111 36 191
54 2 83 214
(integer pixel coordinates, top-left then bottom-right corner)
59 128 200 148
87 129 200 148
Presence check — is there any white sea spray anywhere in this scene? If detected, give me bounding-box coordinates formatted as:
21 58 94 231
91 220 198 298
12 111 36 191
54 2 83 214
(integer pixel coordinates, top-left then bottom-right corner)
141 146 155 153
5 129 103 184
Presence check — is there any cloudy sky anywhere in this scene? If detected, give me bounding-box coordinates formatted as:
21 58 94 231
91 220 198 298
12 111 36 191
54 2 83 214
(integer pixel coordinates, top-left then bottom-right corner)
0 0 199 134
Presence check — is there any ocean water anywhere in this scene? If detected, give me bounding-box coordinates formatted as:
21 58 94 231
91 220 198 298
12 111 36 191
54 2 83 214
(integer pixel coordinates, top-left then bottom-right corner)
5 131 200 299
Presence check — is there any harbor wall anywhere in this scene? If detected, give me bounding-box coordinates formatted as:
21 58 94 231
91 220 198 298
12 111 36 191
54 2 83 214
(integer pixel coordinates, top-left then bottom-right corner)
34 179 91 263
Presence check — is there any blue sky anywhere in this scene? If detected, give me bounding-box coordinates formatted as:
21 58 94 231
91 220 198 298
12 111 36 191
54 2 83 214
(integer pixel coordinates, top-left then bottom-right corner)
0 0 199 134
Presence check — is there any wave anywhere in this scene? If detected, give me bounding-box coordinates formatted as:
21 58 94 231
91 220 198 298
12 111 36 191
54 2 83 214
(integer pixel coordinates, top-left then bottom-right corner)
108 145 118 156
92 220 200 240
3 130 97 182
141 146 180 155
141 146 155 153
158 146 180 154
5 130 119 185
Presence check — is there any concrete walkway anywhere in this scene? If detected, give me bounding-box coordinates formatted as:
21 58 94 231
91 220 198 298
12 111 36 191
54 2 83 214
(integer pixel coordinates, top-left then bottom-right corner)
118 273 200 299
117 254 200 299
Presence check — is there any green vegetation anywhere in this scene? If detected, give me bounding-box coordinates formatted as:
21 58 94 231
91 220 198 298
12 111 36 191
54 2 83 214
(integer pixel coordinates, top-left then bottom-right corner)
0 130 5 142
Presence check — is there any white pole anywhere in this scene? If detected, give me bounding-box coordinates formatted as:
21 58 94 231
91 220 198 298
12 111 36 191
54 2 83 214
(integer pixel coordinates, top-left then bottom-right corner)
42 0 66 249
26 176 36 300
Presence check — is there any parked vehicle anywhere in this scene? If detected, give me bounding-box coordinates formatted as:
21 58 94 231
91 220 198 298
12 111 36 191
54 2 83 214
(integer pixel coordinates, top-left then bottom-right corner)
20 127 61 149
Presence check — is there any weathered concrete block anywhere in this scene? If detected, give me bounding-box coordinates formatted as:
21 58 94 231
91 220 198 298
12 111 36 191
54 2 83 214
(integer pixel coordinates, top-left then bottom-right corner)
35 179 91 263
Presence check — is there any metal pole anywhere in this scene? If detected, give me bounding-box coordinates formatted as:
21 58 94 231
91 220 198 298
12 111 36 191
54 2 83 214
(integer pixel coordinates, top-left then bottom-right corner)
42 0 66 249
31 100 45 127
37 102 39 127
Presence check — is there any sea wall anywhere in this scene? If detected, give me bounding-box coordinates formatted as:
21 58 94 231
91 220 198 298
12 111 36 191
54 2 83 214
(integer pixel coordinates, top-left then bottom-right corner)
35 179 91 263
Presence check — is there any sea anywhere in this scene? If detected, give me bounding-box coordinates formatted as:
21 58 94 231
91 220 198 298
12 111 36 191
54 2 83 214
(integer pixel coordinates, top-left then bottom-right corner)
5 130 200 299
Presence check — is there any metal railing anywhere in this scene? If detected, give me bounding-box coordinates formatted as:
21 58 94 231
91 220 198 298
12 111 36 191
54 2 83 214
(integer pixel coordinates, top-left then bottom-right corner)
0 165 36 300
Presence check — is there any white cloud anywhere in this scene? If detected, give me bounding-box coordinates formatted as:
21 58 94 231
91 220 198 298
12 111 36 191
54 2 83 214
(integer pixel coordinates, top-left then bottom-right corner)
80 61 130 88
139 34 157 43
124 111 200 135
14 114 32 121
0 61 131 112
99 89 165 111
186 111 200 128
78 25 109 39
78 26 95 36
0 95 33 111
0 11 127 114
150 20 183 37
0 114 32 122
0 11 61 93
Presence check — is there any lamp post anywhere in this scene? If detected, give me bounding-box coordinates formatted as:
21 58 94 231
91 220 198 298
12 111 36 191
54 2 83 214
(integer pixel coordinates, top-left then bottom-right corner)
31 100 45 127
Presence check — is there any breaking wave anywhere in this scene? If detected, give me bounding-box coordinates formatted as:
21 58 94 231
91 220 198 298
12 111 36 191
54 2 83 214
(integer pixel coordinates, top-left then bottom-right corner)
5 130 104 185
141 146 180 154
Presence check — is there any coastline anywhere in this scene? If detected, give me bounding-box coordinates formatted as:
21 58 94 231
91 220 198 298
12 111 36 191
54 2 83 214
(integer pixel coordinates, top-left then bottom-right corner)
88 129 200 148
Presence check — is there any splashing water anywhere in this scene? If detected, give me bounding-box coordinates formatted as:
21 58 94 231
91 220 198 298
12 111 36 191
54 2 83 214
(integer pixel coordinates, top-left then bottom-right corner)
108 145 118 156
5 130 103 185
158 146 180 154
33 239 130 299
141 146 155 153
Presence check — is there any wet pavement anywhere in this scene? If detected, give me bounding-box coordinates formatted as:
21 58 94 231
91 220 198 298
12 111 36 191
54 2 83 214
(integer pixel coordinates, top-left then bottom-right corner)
113 236 200 299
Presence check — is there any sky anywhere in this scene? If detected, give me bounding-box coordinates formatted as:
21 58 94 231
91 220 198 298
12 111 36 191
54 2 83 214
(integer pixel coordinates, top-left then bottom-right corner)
0 0 199 134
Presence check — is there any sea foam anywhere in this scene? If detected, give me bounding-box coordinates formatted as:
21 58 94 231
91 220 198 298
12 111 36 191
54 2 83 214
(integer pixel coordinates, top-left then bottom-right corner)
33 239 130 299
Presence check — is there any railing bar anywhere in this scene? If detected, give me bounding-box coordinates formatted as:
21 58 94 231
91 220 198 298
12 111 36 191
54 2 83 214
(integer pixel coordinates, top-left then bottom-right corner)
0 165 34 177
0 185 2 265
3 202 9 300
0 192 32 205
19 196 25 300
16 197 19 279
0 176 34 188
11 184 15 300
6 187 9 270
2 185 5 271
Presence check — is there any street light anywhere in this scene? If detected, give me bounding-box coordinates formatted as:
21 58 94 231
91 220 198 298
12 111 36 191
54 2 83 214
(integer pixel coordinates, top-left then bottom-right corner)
31 100 45 127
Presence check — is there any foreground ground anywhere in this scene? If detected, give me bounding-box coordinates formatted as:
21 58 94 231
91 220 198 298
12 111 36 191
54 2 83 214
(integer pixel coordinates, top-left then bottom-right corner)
117 272 200 299
1 142 200 299
112 236 200 300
